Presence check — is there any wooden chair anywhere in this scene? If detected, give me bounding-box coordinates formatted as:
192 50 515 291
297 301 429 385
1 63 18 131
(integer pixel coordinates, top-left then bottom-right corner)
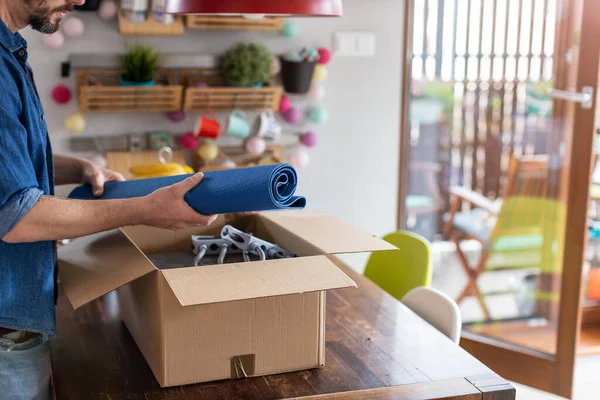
443 155 566 320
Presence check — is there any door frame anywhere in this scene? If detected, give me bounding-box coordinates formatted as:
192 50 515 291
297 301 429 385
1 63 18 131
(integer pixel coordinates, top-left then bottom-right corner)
396 0 600 397
396 0 413 231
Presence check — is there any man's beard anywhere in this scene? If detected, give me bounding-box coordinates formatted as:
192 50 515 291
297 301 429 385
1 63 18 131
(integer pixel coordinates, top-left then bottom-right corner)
28 3 73 34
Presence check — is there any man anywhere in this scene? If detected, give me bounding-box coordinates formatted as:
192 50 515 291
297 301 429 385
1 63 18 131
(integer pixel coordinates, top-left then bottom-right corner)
0 0 216 398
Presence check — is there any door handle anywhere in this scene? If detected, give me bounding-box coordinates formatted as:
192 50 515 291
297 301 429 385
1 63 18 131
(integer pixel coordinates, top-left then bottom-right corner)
548 86 594 109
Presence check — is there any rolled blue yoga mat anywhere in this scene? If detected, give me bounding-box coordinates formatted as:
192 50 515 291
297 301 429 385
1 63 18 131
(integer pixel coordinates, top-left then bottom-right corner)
68 163 306 215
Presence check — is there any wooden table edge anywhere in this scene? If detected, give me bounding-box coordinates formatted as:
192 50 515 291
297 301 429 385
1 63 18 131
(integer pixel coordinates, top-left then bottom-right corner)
288 375 515 399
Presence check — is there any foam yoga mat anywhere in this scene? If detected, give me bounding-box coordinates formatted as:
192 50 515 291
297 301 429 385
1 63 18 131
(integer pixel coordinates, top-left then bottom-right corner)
68 163 306 215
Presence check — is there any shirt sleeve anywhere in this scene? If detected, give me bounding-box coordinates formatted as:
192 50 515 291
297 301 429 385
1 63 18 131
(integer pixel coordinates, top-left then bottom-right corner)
0 101 44 239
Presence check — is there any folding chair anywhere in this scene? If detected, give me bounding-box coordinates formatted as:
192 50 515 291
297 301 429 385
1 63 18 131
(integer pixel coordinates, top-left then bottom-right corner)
443 155 566 320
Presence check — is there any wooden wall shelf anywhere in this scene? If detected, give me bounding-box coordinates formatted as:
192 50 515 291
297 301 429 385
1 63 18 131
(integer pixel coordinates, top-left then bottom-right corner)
77 69 183 112
185 16 284 31
181 69 282 112
118 11 185 36
183 87 282 112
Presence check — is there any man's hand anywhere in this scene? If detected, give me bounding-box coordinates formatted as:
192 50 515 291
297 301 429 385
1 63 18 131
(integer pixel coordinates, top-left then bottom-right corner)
80 161 126 197
139 172 217 229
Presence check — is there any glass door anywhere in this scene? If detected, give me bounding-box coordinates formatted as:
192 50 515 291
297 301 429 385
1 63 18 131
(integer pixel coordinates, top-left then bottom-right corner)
398 0 600 397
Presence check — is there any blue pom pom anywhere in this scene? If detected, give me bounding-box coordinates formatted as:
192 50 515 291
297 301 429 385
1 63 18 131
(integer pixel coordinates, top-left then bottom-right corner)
281 20 299 38
309 107 328 125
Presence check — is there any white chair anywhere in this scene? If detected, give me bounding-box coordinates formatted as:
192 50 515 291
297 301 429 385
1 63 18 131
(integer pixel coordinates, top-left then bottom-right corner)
401 286 462 344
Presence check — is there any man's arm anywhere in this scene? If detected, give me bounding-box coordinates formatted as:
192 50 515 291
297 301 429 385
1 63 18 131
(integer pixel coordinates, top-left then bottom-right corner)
2 173 217 243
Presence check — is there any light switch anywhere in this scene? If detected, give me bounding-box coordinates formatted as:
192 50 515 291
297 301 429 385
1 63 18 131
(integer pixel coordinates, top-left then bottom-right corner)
334 31 376 57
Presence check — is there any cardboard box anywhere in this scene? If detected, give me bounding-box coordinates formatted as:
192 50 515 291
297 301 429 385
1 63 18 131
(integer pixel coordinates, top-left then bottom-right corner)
58 210 395 387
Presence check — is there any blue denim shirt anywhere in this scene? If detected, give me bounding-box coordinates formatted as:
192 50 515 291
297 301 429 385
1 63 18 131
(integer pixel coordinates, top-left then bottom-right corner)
0 19 57 340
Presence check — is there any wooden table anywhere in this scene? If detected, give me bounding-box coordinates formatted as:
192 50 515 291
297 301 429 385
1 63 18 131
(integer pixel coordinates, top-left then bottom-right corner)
50 260 515 400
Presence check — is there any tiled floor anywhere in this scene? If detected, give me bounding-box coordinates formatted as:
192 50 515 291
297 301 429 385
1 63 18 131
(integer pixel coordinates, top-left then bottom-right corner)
511 355 600 399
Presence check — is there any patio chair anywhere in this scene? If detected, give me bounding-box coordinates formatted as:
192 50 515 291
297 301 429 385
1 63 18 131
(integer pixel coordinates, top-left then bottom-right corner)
443 154 566 320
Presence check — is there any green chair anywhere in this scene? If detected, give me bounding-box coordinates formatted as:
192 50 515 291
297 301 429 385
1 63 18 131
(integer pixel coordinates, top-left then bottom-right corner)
363 231 433 302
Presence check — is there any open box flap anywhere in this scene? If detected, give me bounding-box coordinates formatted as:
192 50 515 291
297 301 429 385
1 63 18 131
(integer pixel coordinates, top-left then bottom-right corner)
57 229 157 309
160 255 356 307
259 210 398 254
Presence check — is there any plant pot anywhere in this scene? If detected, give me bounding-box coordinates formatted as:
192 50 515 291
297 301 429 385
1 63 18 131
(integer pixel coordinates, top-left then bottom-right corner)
120 76 156 87
280 57 316 94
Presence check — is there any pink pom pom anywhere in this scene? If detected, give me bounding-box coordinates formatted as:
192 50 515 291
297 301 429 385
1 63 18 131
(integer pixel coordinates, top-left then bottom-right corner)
62 17 85 38
317 48 332 65
98 0 118 21
245 137 266 155
42 32 64 49
167 111 186 123
289 149 310 168
283 106 301 124
194 82 209 88
300 131 318 148
51 85 71 104
279 95 291 113
180 132 199 149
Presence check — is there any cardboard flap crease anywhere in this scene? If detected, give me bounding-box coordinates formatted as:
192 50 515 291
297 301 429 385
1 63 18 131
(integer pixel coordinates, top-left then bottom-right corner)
161 255 356 307
260 210 398 254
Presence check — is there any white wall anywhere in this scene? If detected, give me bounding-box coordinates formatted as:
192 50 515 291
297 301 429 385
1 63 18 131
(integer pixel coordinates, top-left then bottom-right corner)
22 0 404 272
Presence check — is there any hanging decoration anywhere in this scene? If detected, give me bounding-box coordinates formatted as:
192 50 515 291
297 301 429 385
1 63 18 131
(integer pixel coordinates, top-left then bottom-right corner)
197 141 219 161
307 83 325 101
222 160 237 169
179 132 199 149
245 137 266 155
64 112 86 134
51 84 72 105
283 106 302 124
62 17 85 38
167 110 186 123
309 106 328 124
312 64 327 82
300 131 318 148
98 0 118 20
42 32 65 49
281 20 299 38
289 148 310 168
317 47 332 64
279 95 291 113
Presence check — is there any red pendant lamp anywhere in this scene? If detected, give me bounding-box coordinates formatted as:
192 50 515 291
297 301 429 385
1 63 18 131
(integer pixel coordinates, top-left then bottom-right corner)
164 0 342 17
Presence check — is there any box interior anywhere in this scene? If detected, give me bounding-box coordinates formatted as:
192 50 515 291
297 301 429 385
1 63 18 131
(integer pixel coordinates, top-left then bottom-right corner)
122 213 324 271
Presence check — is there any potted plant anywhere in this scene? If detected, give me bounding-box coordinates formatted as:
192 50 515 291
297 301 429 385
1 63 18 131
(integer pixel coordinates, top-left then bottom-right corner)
120 43 160 87
221 42 272 88
279 48 318 94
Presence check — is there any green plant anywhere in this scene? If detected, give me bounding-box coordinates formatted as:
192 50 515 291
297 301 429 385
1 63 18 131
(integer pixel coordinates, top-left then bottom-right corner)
120 43 160 83
221 42 272 87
